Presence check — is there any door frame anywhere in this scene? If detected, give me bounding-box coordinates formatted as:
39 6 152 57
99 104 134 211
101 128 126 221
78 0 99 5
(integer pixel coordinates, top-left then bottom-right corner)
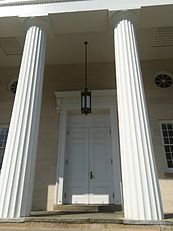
54 90 122 205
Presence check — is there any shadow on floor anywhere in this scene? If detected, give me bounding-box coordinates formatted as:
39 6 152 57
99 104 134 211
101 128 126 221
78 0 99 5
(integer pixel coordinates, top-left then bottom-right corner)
164 213 173 219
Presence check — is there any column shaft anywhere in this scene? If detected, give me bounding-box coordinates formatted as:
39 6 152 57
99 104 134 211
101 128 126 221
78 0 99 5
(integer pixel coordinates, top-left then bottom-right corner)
113 13 163 220
0 21 46 218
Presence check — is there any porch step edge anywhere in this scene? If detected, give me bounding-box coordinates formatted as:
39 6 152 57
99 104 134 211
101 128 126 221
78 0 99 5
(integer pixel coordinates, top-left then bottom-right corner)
53 204 122 212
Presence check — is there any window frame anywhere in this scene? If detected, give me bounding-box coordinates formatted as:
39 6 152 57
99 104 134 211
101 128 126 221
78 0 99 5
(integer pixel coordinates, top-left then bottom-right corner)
0 124 9 170
160 120 173 172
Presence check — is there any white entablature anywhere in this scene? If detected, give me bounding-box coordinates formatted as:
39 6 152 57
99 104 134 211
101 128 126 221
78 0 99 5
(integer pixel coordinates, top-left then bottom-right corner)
0 0 173 17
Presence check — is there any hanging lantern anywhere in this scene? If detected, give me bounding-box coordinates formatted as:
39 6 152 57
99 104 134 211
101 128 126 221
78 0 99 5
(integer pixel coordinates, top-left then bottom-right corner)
81 88 91 115
81 41 91 115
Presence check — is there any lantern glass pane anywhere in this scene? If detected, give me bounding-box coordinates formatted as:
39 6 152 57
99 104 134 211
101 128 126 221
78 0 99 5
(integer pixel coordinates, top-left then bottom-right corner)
82 95 85 108
86 95 90 108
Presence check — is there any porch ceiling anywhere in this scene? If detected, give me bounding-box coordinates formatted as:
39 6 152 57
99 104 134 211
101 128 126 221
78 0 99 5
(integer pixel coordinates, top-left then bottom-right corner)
0 4 173 66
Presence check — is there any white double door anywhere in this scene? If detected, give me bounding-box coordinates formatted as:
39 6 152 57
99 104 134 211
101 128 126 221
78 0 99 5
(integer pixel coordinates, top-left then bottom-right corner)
64 113 114 204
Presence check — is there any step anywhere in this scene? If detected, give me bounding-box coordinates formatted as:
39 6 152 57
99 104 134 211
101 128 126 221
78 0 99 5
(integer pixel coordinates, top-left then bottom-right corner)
0 211 172 231
53 204 122 213
0 212 172 231
0 222 167 231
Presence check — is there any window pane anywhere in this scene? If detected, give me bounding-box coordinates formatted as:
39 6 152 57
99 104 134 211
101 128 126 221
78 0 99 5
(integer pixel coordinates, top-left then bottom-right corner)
163 131 168 137
162 124 167 130
164 138 169 144
166 153 172 160
169 131 173 137
165 146 170 152
167 124 172 129
167 161 173 168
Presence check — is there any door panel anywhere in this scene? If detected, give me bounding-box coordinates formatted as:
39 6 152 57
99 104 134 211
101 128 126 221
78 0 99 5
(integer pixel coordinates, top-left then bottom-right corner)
65 128 89 204
89 128 113 204
64 113 114 204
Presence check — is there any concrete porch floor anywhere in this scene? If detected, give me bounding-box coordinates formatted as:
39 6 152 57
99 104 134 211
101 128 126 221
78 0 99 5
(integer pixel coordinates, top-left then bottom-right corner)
29 210 124 223
0 211 173 230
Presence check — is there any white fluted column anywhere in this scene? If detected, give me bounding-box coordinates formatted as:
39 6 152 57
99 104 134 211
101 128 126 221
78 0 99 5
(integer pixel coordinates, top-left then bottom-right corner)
113 11 163 220
0 17 46 218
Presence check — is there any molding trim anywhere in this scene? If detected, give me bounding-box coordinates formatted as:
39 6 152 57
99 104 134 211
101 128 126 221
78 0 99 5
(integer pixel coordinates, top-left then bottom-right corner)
54 89 117 114
111 10 139 29
54 89 122 206
55 89 116 98
165 172 173 177
0 0 89 7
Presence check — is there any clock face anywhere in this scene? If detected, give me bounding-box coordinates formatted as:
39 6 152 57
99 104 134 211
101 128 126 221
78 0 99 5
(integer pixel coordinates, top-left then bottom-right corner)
155 74 172 88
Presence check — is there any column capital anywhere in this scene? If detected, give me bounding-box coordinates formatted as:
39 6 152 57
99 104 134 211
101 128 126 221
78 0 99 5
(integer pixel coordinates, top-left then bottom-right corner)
111 10 138 29
23 16 48 32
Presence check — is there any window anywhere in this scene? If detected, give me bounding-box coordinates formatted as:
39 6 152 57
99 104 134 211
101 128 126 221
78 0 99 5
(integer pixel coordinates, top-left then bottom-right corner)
9 80 17 94
10 80 17 94
161 122 173 169
0 127 8 169
155 73 172 88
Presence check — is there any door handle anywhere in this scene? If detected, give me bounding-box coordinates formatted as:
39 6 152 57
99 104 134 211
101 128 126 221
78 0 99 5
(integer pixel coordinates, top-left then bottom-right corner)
90 171 94 179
